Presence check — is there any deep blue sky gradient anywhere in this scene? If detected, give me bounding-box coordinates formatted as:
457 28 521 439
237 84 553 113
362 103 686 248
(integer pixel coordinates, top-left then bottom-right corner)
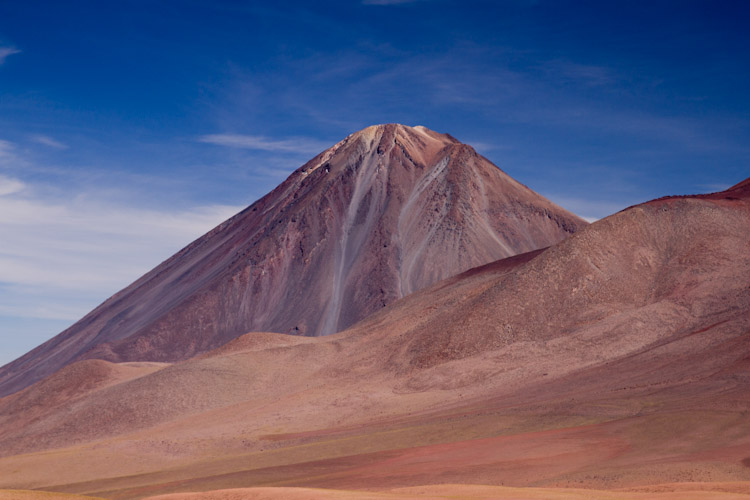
0 0 748 364
2 1 748 203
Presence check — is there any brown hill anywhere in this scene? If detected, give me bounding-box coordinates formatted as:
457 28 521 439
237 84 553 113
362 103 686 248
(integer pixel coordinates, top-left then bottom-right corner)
0 124 586 397
0 180 746 499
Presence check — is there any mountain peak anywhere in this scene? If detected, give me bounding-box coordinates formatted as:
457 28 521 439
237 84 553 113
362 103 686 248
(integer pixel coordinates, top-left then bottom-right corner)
297 124 464 182
346 123 458 155
348 123 458 146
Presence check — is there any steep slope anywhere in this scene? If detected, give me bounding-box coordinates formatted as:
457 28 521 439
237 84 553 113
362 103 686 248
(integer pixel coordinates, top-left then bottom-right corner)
0 179 747 498
0 123 586 397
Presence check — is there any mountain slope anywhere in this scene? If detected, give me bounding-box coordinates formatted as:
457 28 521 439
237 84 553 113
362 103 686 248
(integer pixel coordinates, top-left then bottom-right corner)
0 124 586 397
0 179 746 498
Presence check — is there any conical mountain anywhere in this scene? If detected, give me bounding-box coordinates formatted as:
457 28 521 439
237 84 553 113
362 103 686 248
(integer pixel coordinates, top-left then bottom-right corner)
0 123 586 396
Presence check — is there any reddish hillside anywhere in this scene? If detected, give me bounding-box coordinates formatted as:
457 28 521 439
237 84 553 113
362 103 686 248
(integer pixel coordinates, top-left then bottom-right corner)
0 124 586 397
0 179 746 499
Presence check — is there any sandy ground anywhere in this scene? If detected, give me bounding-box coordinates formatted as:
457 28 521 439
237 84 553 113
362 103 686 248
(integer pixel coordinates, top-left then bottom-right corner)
0 491 104 500
144 483 750 500
5 484 750 500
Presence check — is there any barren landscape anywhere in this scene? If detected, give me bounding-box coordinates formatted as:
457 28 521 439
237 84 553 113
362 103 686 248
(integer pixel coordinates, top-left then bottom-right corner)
3 1 749 498
0 128 747 499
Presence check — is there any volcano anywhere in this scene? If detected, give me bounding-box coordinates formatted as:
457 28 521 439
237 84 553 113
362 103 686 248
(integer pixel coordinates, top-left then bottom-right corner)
0 123 586 397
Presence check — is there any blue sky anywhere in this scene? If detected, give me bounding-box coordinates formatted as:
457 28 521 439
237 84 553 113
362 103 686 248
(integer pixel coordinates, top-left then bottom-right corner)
0 0 748 366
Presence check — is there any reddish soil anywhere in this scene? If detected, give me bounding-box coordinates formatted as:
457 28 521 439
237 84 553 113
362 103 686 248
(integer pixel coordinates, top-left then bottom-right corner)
0 492 104 500
143 484 750 499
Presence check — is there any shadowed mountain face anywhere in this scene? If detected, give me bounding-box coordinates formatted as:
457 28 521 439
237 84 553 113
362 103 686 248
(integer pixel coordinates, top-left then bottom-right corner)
0 180 746 499
0 124 586 397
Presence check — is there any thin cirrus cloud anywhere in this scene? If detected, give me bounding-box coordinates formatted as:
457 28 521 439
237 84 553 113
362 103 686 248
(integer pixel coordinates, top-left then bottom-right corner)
0 190 241 295
198 133 331 155
542 193 636 223
30 135 68 150
0 139 16 161
0 165 242 326
0 46 20 64
0 174 24 196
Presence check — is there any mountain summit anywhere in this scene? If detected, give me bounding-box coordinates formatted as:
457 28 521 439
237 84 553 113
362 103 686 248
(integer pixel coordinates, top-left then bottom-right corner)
0 124 586 396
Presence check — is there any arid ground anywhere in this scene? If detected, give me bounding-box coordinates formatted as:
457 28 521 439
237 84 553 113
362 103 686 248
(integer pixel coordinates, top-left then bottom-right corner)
0 132 747 500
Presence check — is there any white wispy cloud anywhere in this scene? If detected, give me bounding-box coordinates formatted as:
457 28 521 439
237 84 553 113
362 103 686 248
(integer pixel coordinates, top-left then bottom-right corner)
0 175 25 196
699 183 731 193
0 188 240 296
543 194 635 222
198 133 329 155
30 135 68 150
0 47 20 64
462 141 512 154
0 175 242 323
260 44 732 154
0 140 17 162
